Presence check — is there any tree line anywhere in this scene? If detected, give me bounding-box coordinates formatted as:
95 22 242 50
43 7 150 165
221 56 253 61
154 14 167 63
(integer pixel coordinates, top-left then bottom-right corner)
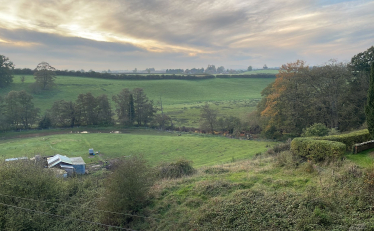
0 88 156 131
252 46 374 139
12 68 276 80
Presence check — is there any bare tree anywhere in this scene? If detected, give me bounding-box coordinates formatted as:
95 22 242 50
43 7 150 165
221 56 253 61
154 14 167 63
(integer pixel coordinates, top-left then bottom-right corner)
200 103 217 133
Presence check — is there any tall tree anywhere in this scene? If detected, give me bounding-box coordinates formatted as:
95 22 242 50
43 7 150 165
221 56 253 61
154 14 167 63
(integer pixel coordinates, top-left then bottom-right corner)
259 60 363 136
34 62 56 90
0 55 14 88
17 91 40 129
217 66 225 74
128 93 135 124
132 88 155 126
200 103 217 133
75 93 98 125
0 96 6 130
260 60 308 134
365 62 374 138
112 88 133 125
96 94 113 125
49 100 76 127
4 91 39 129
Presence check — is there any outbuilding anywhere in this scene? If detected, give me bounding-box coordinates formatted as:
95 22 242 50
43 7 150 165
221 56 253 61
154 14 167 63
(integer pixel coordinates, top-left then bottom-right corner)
47 154 86 176
70 157 86 174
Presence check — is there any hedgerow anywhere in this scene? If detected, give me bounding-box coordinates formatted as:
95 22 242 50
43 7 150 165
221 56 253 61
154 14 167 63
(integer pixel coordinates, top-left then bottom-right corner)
314 129 371 150
291 138 346 161
291 129 371 161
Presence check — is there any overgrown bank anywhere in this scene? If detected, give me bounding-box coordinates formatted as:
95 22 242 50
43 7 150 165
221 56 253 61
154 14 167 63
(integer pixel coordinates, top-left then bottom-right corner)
1 144 374 230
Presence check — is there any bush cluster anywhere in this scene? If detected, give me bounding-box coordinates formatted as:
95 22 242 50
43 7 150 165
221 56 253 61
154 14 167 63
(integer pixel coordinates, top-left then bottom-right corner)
291 138 346 161
301 123 329 137
157 159 195 179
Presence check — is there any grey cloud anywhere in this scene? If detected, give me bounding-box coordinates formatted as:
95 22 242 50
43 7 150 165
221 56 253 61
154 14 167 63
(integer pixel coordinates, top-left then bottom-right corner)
0 0 373 70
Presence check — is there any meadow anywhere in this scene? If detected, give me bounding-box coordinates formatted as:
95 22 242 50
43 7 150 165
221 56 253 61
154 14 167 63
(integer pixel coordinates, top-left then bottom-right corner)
0 129 276 167
0 75 275 127
239 69 279 75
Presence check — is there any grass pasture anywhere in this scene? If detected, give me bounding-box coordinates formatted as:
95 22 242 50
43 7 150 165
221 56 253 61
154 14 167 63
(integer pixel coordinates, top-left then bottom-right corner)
0 130 276 167
0 75 275 127
239 69 279 75
346 148 374 168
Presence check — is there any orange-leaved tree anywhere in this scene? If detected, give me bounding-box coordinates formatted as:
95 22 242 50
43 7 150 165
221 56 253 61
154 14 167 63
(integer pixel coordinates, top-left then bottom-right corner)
260 60 308 134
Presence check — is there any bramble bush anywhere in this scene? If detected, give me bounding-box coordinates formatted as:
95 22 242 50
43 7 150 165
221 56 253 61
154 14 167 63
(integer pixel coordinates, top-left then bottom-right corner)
157 159 195 179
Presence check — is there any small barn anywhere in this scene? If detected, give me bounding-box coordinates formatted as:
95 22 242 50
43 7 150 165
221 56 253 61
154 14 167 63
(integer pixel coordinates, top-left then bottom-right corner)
47 154 86 176
70 157 86 174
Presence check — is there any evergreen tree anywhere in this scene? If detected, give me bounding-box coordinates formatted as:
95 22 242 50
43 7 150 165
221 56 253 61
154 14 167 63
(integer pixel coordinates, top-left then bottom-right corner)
365 62 374 138
128 94 135 125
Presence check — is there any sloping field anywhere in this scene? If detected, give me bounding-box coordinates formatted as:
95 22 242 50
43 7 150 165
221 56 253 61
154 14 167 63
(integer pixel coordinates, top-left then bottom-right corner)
0 130 276 167
0 75 275 127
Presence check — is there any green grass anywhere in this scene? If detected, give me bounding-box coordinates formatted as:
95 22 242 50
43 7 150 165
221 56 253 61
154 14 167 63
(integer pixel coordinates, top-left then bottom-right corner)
346 148 374 168
146 153 374 230
239 69 279 75
0 130 276 167
0 75 274 127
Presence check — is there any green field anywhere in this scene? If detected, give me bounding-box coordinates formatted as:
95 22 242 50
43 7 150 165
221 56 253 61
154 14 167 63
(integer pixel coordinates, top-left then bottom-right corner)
0 130 276 167
239 69 279 75
0 75 275 127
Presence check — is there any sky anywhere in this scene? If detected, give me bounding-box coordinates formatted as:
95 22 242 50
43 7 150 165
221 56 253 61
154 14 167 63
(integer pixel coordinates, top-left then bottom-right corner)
0 0 373 71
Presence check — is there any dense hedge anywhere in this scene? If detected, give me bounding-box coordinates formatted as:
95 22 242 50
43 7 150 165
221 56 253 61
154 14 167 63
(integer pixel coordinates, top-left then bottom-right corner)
291 129 372 161
13 68 276 80
314 129 371 150
291 138 346 161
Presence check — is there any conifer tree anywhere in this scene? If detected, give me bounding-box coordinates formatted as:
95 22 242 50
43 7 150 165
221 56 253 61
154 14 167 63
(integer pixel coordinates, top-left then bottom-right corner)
365 62 374 138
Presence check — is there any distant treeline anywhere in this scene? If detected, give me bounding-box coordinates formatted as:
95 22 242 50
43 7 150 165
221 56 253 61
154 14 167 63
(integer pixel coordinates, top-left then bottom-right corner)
13 68 276 80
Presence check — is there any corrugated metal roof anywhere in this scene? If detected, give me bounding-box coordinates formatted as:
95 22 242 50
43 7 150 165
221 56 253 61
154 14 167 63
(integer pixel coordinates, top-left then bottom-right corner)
60 163 74 169
5 157 28 162
70 157 86 165
47 154 72 168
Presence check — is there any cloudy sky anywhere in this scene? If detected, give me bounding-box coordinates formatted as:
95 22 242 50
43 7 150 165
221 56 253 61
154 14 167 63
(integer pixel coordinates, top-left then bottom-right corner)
0 0 373 71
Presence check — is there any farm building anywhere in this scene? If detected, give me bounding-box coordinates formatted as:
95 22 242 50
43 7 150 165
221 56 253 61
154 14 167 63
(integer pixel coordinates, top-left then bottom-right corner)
47 154 86 176
70 157 86 174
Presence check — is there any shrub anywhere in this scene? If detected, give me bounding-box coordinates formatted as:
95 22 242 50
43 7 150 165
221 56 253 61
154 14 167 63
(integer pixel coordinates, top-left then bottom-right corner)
291 138 346 161
100 155 154 226
204 167 229 174
302 123 329 137
274 151 301 168
157 159 195 179
272 139 291 153
328 128 340 136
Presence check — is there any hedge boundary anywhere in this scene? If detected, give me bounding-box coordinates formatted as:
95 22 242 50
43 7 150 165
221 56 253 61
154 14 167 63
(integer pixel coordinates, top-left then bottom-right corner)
290 138 346 161
314 129 371 151
291 129 371 161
